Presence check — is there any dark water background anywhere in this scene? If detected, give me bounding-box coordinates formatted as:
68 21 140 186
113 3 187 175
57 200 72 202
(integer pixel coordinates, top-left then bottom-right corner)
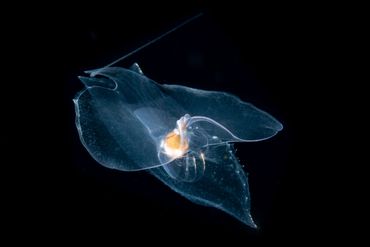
8 1 343 244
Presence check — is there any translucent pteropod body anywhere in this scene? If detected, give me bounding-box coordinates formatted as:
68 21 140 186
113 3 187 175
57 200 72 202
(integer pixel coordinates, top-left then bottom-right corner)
74 13 283 228
74 64 282 228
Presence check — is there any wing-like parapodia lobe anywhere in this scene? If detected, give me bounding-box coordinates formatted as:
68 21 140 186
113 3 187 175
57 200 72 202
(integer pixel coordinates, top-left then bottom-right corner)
149 143 257 228
75 67 185 171
162 84 283 141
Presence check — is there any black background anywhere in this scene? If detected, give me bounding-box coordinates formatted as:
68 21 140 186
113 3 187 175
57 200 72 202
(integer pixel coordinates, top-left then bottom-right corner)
7 1 346 244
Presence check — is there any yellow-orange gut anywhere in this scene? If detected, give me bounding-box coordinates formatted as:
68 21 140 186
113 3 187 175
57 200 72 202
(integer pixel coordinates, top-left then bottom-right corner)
162 130 189 158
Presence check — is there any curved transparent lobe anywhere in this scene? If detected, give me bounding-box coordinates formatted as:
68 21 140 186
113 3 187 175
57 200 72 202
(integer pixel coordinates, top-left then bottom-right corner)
163 84 283 141
149 144 257 228
75 67 182 171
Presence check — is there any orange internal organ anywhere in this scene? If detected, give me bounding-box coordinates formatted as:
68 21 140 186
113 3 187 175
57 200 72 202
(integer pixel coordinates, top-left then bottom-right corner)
163 131 189 158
